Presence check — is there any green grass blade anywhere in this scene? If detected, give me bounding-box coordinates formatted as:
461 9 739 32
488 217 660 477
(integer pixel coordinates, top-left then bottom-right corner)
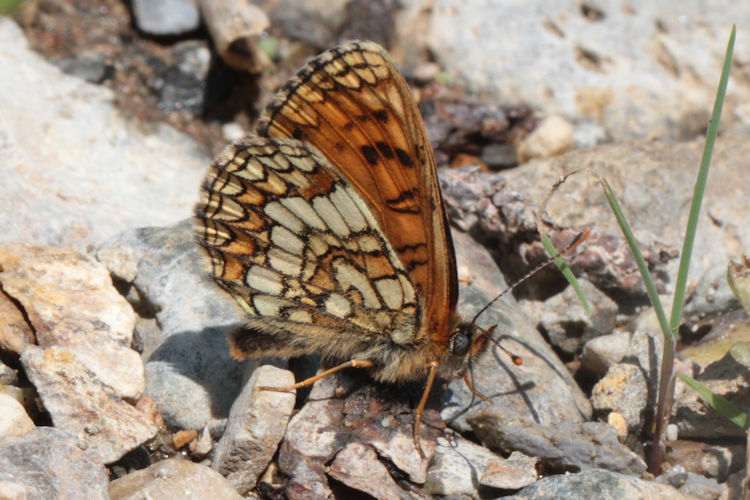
678 374 748 430
541 233 590 314
0 0 24 14
669 25 736 334
601 179 671 337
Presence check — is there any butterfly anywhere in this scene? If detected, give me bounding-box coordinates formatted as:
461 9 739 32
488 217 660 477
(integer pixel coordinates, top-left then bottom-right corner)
195 41 516 457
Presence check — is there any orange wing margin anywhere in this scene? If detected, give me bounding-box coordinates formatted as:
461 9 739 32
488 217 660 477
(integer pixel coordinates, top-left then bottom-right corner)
256 41 457 346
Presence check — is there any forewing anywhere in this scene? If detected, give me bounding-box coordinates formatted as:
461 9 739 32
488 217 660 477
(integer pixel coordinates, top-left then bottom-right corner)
256 40 458 345
195 136 420 358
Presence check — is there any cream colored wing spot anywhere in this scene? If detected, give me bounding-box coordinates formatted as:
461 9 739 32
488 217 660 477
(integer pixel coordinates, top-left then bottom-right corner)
232 157 265 181
333 260 380 309
281 197 327 231
252 295 283 317
268 246 304 277
284 147 319 172
325 292 352 318
245 266 284 296
330 186 367 232
307 234 330 257
287 309 313 323
313 194 350 238
265 201 305 233
374 277 404 310
356 233 383 253
270 224 305 255
398 273 416 305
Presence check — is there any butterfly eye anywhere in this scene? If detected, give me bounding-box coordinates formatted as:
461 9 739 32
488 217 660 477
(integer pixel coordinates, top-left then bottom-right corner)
450 332 471 357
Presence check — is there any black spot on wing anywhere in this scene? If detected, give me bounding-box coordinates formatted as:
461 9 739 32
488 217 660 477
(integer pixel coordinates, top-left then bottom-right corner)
361 145 379 165
394 148 414 167
373 109 389 122
375 141 394 159
385 189 420 213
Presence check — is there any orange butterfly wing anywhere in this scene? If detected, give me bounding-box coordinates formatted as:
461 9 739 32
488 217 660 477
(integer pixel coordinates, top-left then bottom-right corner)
256 41 458 347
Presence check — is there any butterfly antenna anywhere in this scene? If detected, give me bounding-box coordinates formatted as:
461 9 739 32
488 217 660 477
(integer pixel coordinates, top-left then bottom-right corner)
470 228 590 325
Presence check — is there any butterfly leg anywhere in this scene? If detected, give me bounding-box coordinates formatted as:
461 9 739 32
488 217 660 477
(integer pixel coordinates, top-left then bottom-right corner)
462 371 492 402
259 359 376 392
413 360 439 459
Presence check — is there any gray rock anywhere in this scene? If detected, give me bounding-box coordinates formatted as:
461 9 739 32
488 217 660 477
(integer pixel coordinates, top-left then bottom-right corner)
0 362 17 385
0 243 143 400
440 165 674 299
425 434 525 497
0 393 34 437
469 414 646 474
423 1 746 141
132 0 200 36
188 426 213 459
212 365 296 495
663 440 743 482
481 451 539 490
0 18 210 253
507 468 691 499
591 363 648 432
682 263 742 336
328 442 419 500
109 458 243 500
655 469 728 500
0 290 34 355
21 346 157 464
0 427 108 500
580 331 631 376
97 221 254 435
56 51 114 84
491 135 750 295
256 0 347 48
536 278 618 355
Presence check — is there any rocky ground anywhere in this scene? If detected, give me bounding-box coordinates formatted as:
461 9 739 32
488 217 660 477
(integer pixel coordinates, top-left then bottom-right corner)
0 1 748 499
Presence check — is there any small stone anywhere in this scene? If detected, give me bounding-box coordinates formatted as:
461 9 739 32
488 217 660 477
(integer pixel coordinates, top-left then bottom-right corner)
580 331 631 376
512 468 692 499
189 426 213 459
516 115 574 163
212 365 296 495
481 143 518 169
109 458 243 500
591 363 648 432
21 346 157 464
666 423 679 442
412 61 441 84
0 393 34 437
0 243 143 400
656 470 728 500
221 122 247 143
0 291 35 354
328 442 413 499
173 429 198 450
469 413 646 474
607 411 628 440
538 278 617 355
56 52 114 84
0 361 18 385
0 427 108 500
481 451 538 490
131 0 200 36
136 396 166 431
425 434 500 497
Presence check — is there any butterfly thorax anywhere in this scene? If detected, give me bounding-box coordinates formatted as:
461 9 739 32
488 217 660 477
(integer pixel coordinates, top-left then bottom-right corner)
358 314 489 384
